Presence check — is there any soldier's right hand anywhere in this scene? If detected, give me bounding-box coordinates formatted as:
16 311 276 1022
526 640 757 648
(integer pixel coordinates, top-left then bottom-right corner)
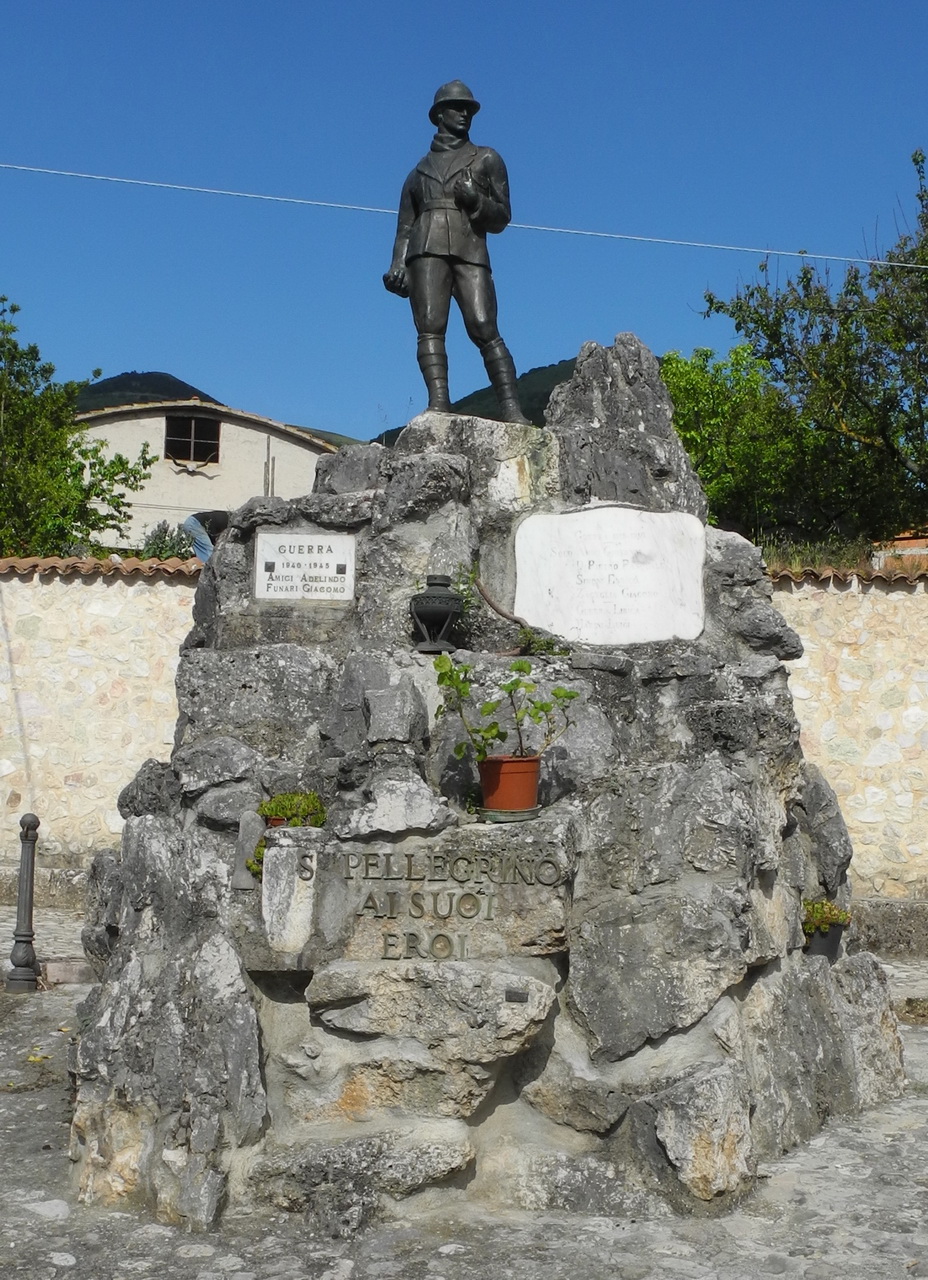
382 265 409 298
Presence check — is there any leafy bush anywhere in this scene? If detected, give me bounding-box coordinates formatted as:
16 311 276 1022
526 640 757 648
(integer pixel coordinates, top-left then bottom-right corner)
140 521 194 561
762 536 875 576
517 626 569 656
702 153 928 543
246 837 268 880
257 792 326 825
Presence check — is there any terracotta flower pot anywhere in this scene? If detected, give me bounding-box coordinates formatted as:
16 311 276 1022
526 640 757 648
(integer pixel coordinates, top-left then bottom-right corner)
478 755 541 811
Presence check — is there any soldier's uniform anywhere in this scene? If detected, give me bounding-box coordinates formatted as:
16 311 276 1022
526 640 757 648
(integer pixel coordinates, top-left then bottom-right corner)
385 82 528 423
394 140 511 269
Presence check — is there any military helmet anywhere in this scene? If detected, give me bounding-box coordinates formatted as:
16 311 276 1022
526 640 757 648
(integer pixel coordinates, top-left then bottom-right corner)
429 80 481 125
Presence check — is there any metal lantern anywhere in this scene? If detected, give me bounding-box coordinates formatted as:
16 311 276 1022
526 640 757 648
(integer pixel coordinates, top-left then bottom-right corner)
410 575 463 652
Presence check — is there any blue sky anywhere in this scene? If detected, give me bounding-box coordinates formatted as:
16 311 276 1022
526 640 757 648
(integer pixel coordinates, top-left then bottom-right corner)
2 1 926 439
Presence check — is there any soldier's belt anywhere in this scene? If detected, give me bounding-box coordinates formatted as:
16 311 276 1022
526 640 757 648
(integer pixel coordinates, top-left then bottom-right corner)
420 199 461 212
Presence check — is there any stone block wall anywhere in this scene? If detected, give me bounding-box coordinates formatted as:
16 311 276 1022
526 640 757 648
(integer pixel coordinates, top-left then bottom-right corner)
773 574 928 899
0 560 198 866
4 558 928 905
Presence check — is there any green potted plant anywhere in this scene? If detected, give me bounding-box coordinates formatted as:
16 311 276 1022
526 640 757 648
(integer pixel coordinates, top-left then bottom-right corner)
257 791 326 828
433 654 579 813
247 792 326 880
802 898 851 963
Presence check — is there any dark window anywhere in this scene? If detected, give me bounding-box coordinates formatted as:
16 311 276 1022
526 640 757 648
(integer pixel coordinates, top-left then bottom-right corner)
164 416 221 464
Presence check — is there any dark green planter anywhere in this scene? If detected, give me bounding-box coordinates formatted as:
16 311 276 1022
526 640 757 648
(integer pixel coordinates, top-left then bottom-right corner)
804 923 846 963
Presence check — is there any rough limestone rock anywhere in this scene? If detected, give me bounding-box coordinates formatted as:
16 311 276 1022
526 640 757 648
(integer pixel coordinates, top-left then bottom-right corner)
546 337 706 517
519 1017 632 1134
651 1061 753 1200
248 1128 475 1236
569 876 752 1060
71 817 267 1225
72 333 903 1232
303 960 556 1116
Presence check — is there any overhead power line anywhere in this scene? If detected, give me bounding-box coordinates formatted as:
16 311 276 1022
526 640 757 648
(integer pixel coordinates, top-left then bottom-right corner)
0 162 397 216
3 160 928 273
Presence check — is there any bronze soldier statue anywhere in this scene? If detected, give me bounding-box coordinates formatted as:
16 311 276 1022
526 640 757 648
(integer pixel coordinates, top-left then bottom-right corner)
383 81 529 425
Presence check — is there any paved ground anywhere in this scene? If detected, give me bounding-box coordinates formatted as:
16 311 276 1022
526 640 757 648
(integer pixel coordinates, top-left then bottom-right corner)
4 910 928 1279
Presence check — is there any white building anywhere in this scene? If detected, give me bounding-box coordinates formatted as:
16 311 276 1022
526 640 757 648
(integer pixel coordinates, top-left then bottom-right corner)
76 373 357 549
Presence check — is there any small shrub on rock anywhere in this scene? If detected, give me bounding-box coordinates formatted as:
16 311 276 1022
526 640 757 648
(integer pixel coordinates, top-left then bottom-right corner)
802 898 851 936
247 791 327 879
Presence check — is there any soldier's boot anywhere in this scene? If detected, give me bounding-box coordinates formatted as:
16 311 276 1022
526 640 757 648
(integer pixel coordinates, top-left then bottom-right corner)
417 336 452 413
482 339 531 425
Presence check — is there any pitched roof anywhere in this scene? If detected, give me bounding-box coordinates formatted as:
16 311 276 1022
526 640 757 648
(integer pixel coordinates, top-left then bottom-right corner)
76 371 220 411
75 370 361 450
76 399 354 452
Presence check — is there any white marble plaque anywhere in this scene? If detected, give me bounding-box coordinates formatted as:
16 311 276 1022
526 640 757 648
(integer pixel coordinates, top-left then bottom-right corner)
254 529 356 603
514 507 705 645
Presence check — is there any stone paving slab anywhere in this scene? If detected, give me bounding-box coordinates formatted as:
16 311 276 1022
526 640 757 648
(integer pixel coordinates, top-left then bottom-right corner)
3 969 928 1279
881 959 928 1004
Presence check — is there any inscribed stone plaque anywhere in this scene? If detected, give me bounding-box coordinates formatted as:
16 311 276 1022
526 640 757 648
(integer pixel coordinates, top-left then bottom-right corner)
254 529 356 602
260 819 575 965
514 506 705 645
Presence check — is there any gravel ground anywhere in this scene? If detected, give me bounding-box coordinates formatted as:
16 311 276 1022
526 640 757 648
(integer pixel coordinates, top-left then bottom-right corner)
4 913 928 1280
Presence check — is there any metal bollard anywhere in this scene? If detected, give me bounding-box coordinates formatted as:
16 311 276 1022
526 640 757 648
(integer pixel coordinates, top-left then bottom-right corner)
6 814 40 994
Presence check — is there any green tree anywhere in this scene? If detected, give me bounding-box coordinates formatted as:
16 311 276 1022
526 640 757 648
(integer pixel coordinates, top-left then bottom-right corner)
0 298 154 557
703 151 928 527
662 345 790 534
662 344 921 543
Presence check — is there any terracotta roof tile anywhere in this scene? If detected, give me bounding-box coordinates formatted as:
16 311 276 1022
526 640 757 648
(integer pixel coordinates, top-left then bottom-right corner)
770 567 928 585
4 559 926 586
0 555 202 579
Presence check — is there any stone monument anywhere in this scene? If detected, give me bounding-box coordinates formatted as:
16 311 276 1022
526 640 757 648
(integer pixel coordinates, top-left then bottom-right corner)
71 335 903 1233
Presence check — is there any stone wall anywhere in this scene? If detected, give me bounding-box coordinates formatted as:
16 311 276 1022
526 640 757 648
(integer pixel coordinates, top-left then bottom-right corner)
773 573 928 899
0 560 198 866
4 555 928 908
